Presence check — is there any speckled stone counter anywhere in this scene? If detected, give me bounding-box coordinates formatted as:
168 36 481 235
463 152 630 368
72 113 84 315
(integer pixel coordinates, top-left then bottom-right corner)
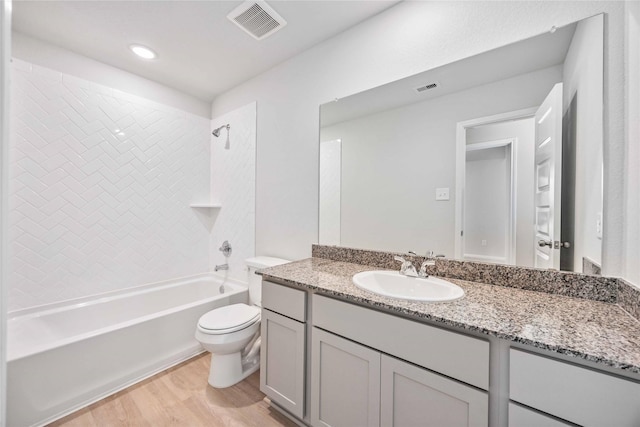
260 257 640 376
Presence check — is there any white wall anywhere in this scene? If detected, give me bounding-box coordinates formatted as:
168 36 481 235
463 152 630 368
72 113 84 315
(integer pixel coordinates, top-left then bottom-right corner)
562 14 604 272
208 102 256 283
624 0 640 286
210 1 628 280
319 139 341 246
467 118 536 266
0 1 11 422
8 59 211 310
12 33 210 118
320 67 559 256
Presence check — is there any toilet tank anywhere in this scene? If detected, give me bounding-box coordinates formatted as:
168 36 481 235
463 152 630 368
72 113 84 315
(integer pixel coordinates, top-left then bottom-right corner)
245 256 290 306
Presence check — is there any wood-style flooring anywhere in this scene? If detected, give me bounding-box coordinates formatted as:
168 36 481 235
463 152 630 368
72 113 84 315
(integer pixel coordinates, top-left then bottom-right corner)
48 353 297 427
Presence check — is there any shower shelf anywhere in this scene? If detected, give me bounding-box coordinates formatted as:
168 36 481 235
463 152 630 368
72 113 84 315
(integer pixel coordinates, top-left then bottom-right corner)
190 204 222 209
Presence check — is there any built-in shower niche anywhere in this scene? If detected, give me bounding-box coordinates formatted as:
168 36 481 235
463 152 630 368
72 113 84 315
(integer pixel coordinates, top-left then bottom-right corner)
190 204 221 231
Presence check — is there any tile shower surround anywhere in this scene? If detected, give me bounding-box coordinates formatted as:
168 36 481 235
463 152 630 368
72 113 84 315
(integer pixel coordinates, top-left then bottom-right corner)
208 102 256 283
8 59 211 310
312 244 640 320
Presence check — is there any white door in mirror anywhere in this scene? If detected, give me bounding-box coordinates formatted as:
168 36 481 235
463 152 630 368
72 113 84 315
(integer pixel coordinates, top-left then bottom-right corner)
352 271 464 302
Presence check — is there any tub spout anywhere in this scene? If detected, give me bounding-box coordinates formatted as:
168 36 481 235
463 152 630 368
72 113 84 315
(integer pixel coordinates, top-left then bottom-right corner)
214 263 228 272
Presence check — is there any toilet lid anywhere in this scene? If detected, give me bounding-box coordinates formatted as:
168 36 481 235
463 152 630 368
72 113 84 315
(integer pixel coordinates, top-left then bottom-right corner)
198 303 260 334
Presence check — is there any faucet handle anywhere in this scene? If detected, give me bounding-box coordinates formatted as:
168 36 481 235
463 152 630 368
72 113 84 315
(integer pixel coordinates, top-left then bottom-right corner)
419 251 443 278
219 240 232 258
394 256 418 277
420 259 436 269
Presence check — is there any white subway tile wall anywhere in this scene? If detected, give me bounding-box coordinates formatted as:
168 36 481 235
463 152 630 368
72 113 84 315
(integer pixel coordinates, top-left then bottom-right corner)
8 59 211 311
209 102 256 282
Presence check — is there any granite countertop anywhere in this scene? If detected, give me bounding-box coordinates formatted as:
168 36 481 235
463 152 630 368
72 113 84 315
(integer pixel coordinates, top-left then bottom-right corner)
260 257 640 375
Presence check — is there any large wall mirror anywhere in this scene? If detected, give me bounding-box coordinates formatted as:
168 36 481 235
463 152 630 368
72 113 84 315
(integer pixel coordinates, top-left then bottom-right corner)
319 14 604 273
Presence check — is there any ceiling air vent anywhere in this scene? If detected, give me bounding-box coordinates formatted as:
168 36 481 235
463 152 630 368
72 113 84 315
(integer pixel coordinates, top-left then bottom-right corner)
227 1 287 41
414 82 439 93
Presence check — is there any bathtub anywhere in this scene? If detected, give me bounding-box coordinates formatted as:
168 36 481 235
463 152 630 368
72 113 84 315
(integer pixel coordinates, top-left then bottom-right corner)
7 273 247 427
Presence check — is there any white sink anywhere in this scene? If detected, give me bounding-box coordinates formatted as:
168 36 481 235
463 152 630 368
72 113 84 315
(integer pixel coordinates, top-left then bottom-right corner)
352 270 464 302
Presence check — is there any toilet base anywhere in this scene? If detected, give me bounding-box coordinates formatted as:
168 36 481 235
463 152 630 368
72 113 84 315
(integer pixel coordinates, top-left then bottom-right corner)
208 349 260 388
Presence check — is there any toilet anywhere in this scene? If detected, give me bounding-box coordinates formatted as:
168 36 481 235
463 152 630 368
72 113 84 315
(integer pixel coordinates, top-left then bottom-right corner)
195 256 289 388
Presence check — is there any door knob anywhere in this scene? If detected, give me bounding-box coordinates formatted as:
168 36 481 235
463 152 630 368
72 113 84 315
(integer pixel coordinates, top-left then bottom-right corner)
538 240 571 249
538 240 553 248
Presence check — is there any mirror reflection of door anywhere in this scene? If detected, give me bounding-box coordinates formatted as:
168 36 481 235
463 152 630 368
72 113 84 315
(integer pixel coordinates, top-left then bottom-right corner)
464 140 516 265
460 114 536 267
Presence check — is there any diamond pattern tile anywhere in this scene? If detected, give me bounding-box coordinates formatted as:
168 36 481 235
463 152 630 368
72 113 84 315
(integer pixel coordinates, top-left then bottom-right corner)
8 59 211 311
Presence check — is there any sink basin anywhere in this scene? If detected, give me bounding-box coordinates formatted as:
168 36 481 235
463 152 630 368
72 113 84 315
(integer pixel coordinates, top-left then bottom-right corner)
352 270 464 302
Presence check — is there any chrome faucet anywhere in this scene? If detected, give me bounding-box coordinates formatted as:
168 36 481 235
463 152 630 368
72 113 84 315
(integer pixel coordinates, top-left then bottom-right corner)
394 256 418 277
214 263 229 272
219 240 232 257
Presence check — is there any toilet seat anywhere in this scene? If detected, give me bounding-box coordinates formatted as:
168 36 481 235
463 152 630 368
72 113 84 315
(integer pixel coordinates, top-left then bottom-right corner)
198 303 260 335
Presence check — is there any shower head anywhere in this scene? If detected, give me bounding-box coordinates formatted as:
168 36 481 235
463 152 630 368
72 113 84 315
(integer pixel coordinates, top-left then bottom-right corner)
212 124 230 137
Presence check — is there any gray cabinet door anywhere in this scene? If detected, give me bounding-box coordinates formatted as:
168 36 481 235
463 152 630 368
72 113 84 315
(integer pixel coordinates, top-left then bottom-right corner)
311 328 381 427
380 355 488 427
260 308 306 419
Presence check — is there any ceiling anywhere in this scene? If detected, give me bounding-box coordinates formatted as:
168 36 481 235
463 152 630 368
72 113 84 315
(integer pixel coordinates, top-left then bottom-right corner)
321 21 577 127
12 0 399 102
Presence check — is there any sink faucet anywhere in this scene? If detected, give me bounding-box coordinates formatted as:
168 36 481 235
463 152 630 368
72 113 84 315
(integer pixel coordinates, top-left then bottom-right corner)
394 256 418 277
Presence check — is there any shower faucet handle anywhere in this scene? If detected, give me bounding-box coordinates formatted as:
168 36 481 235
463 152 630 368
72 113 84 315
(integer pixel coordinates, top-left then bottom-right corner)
219 240 232 258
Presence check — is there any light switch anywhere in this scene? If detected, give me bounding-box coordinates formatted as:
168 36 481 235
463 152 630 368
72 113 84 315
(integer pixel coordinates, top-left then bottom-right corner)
596 212 602 239
436 187 450 201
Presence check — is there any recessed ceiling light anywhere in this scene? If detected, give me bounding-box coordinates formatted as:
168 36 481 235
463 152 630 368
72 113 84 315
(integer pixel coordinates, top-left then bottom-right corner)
129 44 157 60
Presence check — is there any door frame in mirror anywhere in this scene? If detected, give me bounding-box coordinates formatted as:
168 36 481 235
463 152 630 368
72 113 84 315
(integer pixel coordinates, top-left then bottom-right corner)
461 138 517 265
455 107 537 262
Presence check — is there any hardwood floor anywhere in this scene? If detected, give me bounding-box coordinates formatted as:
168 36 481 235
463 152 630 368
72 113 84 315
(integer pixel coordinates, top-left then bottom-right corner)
48 353 297 427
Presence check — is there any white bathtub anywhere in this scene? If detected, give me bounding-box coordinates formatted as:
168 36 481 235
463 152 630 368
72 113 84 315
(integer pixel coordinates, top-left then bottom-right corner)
7 274 247 427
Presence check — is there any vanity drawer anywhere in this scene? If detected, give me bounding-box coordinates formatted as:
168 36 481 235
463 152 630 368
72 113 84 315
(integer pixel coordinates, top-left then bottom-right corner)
262 281 307 322
312 294 489 389
510 348 640 427
508 403 572 427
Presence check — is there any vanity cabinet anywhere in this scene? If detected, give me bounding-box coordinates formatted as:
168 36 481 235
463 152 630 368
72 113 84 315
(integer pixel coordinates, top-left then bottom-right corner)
260 282 307 419
509 348 640 427
311 294 489 427
310 326 488 427
262 281 639 427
